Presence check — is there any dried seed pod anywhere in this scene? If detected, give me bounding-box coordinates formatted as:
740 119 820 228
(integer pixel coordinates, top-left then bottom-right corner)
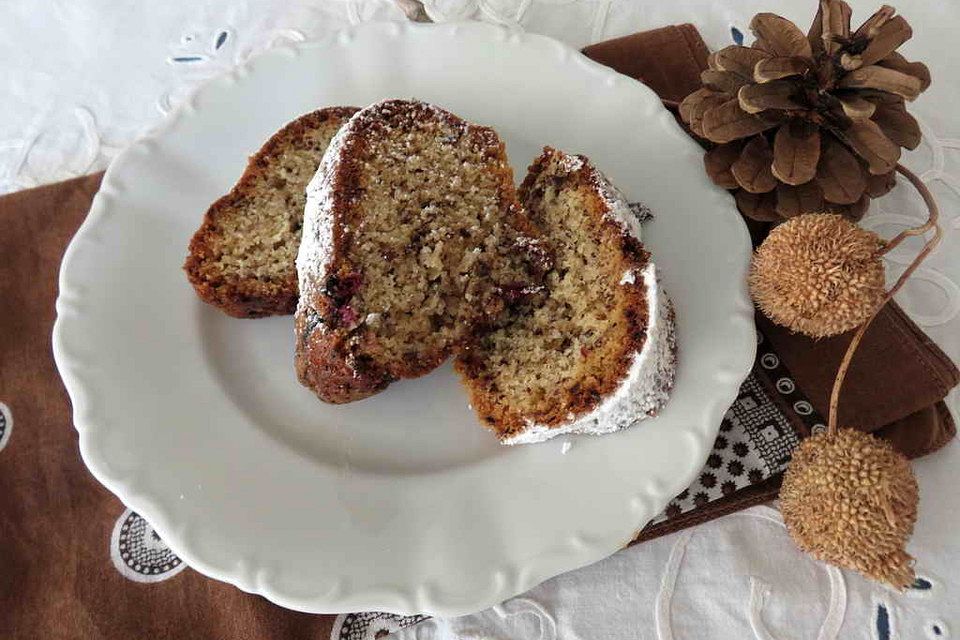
781 428 918 589
749 213 885 336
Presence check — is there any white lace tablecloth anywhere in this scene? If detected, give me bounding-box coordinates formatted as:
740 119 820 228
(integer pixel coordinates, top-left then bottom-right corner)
4 1 957 637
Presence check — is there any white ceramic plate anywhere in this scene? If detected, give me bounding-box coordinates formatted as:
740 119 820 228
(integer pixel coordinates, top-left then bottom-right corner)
53 21 755 616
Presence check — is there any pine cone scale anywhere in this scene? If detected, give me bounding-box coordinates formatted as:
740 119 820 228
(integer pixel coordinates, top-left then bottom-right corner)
876 52 930 90
739 80 804 113
816 137 866 204
751 13 813 57
856 15 912 67
701 69 749 94
839 65 922 100
701 98 779 143
714 45 770 78
772 124 820 185
842 119 900 175
776 181 824 218
818 0 853 55
703 141 745 189
871 99 920 149
755 56 810 82
732 136 778 193
680 1 930 221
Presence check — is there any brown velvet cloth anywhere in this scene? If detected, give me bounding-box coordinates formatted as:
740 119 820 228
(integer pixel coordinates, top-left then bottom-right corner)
1 23 956 639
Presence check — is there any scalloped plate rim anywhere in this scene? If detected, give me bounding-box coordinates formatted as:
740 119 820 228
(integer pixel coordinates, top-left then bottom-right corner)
52 21 757 617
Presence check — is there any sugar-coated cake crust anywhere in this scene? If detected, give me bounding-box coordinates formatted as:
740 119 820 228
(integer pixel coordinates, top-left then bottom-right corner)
295 99 542 404
184 107 358 318
456 147 678 444
503 263 677 444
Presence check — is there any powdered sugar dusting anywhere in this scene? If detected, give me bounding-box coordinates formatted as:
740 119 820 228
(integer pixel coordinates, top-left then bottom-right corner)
594 170 643 240
295 112 356 317
500 148 676 445
297 100 462 320
502 262 677 445
551 149 644 241
555 152 585 173
296 99 505 318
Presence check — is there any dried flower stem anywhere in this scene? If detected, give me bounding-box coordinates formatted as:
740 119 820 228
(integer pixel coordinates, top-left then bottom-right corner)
879 170 940 256
828 164 942 433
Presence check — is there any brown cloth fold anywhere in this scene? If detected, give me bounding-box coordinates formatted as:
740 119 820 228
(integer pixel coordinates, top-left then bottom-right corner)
758 308 958 434
1 23 957 640
586 25 958 544
581 25 711 106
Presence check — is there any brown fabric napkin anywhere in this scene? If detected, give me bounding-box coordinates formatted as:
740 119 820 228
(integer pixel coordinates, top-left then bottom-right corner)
581 26 710 107
1 23 957 640
0 174 341 639
758 308 959 434
582 26 959 543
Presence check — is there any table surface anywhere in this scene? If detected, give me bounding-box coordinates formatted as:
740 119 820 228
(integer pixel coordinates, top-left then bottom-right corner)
3 1 957 638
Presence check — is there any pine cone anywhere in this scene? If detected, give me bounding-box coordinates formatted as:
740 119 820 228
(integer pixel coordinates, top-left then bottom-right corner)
681 2 930 222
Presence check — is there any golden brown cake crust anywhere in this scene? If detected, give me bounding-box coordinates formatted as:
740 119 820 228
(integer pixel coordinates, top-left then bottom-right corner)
184 107 358 318
455 147 674 441
294 299 393 404
295 100 546 404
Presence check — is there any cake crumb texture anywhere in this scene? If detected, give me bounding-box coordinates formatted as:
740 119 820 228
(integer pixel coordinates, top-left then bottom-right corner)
295 100 547 404
184 107 358 318
455 147 677 443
